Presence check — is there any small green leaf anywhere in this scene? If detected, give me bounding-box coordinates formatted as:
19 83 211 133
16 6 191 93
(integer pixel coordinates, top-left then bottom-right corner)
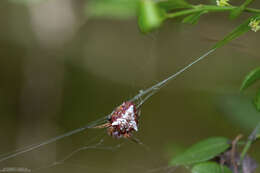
240 67 260 91
158 0 192 11
138 0 165 33
182 10 207 24
86 0 138 19
256 128 260 140
170 137 230 166
192 162 232 173
212 16 255 49
254 89 260 111
230 0 254 19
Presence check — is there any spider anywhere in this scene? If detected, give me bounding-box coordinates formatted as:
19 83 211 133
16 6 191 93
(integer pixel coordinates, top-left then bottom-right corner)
0 48 217 162
94 101 140 139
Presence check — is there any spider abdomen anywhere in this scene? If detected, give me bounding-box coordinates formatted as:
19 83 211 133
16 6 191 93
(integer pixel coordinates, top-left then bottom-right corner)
108 102 139 138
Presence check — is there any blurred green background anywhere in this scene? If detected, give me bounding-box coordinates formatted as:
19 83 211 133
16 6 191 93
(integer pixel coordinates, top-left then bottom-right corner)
0 0 260 172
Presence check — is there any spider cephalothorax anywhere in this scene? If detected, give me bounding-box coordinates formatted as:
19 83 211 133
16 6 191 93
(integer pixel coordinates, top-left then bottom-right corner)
107 101 139 138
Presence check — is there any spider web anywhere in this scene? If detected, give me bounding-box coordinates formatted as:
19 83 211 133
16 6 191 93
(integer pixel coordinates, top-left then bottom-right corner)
28 125 172 173
0 48 216 173
32 131 124 172
30 129 161 173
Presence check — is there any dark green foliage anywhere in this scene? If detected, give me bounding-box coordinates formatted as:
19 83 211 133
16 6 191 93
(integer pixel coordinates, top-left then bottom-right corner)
191 162 232 173
254 89 260 111
240 66 260 111
170 137 230 166
241 67 260 91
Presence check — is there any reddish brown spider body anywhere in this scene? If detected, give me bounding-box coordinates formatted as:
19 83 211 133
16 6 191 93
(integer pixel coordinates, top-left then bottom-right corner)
108 101 139 138
95 102 140 138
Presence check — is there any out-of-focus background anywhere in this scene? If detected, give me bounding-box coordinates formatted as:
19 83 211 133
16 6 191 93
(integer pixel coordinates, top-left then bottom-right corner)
0 0 259 172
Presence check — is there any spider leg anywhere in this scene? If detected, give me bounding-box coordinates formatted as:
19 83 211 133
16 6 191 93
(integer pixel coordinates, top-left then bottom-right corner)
93 123 111 129
128 137 150 150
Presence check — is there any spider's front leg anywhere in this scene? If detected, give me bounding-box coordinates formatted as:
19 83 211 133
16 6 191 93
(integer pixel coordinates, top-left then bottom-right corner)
93 123 111 129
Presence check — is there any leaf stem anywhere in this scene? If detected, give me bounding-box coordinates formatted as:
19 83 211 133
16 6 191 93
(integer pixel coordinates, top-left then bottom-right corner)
166 8 202 18
245 7 260 13
240 121 260 162
166 4 260 19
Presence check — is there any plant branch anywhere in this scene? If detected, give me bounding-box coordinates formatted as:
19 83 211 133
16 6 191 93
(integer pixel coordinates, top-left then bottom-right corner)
240 121 260 162
166 4 260 19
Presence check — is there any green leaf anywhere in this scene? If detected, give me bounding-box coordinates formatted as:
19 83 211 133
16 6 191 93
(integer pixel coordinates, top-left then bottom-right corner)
256 125 260 140
192 162 232 173
86 0 138 19
240 67 260 91
158 0 192 11
138 0 165 33
170 137 230 166
212 16 255 49
182 10 207 24
230 0 254 19
254 89 260 111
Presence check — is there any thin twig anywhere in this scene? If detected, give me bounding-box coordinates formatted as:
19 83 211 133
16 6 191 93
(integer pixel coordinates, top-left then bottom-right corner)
240 122 260 163
231 134 243 173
